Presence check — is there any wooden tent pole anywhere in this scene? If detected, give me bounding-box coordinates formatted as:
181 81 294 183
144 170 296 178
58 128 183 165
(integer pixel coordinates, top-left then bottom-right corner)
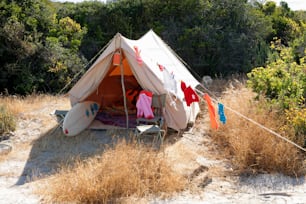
119 49 129 129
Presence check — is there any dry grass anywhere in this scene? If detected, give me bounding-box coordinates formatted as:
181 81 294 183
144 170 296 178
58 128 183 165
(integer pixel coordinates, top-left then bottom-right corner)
39 140 187 203
208 81 305 176
0 105 16 134
0 94 70 117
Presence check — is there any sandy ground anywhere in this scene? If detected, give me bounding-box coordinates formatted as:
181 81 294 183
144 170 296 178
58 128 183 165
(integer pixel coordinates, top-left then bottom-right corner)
0 97 305 204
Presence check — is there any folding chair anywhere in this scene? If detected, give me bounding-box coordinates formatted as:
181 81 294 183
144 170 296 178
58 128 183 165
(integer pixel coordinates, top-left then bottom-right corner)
54 110 68 129
135 94 167 147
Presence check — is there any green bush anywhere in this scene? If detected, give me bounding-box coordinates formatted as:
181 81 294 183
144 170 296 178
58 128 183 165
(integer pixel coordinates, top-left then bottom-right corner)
247 40 305 146
283 107 306 147
0 105 16 135
247 40 305 110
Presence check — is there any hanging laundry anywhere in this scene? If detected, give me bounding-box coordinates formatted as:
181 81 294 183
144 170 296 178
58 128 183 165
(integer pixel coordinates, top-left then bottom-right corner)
136 90 154 119
158 63 178 110
158 64 177 95
218 103 227 124
134 46 143 66
180 81 199 106
203 94 218 129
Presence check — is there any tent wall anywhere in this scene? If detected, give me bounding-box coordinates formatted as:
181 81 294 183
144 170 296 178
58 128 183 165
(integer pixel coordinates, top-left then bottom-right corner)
68 54 113 106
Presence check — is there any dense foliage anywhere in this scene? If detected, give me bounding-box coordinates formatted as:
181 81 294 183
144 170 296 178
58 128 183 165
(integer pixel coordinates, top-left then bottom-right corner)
247 39 305 146
0 0 87 94
0 0 305 94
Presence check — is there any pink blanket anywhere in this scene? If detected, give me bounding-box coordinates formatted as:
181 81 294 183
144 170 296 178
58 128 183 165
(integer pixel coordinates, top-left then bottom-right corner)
136 91 154 119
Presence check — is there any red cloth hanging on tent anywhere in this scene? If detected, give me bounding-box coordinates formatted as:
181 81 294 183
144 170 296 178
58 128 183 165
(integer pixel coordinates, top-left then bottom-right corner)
203 93 218 129
180 81 199 106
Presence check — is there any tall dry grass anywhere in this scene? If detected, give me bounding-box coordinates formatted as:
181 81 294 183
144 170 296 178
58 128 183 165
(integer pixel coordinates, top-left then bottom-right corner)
208 83 305 176
0 105 16 134
39 140 187 203
0 94 69 116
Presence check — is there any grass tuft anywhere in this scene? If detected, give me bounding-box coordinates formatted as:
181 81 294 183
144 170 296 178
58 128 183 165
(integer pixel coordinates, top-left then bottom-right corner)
0 105 16 134
208 84 305 176
39 140 186 203
0 94 70 117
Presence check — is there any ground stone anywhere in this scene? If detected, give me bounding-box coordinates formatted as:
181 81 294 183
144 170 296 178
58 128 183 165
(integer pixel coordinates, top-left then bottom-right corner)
0 143 12 156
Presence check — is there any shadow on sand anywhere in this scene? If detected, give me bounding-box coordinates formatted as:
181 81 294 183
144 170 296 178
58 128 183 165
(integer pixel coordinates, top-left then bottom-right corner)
238 173 305 192
15 127 134 185
15 125 181 186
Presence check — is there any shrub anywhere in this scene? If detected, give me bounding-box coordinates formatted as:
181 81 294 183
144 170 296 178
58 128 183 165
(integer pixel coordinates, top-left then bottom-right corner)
0 105 16 135
40 141 186 203
283 107 306 147
210 87 305 176
247 45 305 110
247 40 305 145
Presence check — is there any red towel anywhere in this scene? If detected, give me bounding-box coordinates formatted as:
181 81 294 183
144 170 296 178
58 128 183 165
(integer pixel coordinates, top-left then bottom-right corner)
181 81 199 106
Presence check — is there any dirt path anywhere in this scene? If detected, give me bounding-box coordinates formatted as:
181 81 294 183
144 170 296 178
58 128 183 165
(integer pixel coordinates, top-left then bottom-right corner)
0 119 48 203
0 97 305 204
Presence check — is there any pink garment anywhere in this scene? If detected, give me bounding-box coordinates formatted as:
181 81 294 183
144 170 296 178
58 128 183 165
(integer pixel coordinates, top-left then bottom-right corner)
136 92 154 119
134 46 143 66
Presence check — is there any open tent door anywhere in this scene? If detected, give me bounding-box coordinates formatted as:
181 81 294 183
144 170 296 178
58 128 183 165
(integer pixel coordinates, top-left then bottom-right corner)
86 52 142 129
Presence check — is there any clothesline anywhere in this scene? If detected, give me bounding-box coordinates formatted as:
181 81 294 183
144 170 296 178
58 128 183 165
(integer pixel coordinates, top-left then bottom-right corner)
139 36 306 153
195 85 306 153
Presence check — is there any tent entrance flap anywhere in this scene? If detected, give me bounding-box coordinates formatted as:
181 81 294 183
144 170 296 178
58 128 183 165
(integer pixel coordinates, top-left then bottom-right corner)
86 54 141 111
109 57 134 76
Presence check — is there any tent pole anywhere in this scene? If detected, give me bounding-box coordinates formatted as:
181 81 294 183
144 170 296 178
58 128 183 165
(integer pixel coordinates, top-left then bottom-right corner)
119 50 129 129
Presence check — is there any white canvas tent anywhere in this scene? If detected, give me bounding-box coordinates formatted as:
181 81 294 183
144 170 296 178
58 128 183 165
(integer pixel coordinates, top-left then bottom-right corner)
68 29 201 131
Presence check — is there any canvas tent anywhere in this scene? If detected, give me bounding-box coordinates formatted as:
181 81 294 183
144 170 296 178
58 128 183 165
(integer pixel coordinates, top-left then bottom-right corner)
68 30 201 131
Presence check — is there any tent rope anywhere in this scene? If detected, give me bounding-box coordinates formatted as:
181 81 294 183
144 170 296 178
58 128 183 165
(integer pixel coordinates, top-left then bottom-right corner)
58 38 113 95
196 87 306 152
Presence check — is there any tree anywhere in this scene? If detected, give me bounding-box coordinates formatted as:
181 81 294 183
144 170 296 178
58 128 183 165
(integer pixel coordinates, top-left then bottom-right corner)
0 0 87 94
